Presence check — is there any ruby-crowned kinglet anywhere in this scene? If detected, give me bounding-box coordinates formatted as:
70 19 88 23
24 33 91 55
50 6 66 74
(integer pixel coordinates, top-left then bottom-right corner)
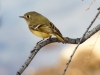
19 11 68 43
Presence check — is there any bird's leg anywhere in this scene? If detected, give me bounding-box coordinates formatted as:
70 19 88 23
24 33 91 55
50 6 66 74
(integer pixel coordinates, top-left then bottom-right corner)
48 35 52 41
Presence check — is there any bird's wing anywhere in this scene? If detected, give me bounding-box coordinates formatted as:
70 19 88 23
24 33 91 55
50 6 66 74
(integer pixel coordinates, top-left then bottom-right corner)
49 22 62 36
29 24 53 34
29 22 63 36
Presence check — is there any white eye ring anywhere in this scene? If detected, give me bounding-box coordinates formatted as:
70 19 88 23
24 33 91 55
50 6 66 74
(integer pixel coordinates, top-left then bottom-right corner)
26 15 30 19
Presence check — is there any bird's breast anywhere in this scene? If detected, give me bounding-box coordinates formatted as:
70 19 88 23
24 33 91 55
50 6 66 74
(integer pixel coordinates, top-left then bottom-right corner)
30 29 51 38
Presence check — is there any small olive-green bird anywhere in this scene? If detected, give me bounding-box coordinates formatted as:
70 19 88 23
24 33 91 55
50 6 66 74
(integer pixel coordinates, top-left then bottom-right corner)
19 11 68 43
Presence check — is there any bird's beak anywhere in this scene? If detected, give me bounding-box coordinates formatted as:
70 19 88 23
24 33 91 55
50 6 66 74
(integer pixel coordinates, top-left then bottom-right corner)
19 16 25 18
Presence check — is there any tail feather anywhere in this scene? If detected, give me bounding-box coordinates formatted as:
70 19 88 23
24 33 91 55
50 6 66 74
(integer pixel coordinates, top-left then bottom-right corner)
55 34 68 43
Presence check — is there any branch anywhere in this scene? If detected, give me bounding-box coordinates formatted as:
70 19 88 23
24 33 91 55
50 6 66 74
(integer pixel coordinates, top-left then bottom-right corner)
16 24 100 75
16 8 100 75
62 7 100 75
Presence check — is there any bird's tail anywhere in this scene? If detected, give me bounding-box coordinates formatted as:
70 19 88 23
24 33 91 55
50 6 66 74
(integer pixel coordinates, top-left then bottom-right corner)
55 34 68 43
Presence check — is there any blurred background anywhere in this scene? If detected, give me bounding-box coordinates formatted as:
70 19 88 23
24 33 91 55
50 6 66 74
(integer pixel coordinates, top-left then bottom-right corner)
0 0 100 75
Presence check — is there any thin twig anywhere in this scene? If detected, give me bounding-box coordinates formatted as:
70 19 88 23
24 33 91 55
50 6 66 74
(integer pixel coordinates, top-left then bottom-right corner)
62 8 100 75
86 0 96 11
83 31 100 68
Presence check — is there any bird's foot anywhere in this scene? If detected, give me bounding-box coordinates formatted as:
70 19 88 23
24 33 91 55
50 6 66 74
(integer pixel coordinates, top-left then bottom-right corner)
48 36 52 41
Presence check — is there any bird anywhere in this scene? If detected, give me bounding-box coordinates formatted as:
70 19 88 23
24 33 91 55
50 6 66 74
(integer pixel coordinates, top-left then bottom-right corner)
19 11 68 43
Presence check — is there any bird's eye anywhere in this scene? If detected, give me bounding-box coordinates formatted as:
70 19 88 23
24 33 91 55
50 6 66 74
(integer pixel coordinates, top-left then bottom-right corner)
26 15 30 19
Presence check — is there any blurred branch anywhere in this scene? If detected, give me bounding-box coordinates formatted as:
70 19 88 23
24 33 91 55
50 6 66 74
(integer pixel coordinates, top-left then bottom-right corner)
16 8 100 75
86 0 96 11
